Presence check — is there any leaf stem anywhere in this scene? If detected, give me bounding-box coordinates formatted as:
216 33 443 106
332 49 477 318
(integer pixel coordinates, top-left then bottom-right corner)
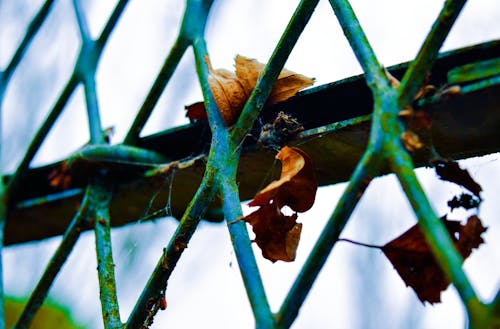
337 238 381 249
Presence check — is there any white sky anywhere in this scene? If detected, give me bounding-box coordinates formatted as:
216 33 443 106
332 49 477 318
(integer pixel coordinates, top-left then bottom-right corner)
1 0 500 328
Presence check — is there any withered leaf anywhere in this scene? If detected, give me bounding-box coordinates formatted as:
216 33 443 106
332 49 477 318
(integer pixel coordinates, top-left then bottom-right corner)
206 58 249 126
456 215 487 258
400 130 424 152
235 55 315 104
185 101 208 122
240 146 317 262
48 161 72 189
447 193 481 211
188 55 314 126
243 203 302 263
382 216 487 304
432 159 482 198
257 111 304 150
249 146 317 212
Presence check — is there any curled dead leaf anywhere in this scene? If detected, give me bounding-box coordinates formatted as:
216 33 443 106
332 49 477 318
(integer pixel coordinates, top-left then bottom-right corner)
400 130 424 152
432 159 482 198
48 161 72 189
206 57 249 126
257 112 304 150
382 216 487 304
239 146 317 262
185 101 208 122
235 55 315 104
249 146 317 212
243 203 301 263
188 55 314 126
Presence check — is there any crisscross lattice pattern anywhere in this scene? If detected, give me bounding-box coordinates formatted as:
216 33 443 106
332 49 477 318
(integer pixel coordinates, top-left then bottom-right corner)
1 0 500 328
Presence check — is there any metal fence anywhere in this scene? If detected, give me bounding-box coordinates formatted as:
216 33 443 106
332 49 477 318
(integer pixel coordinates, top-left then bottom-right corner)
0 0 499 328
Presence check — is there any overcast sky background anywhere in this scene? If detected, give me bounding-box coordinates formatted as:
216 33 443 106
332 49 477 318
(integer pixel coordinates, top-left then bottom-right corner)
1 0 500 328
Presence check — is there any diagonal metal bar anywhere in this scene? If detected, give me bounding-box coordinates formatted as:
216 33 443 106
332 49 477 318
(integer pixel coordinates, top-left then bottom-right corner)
7 0 128 200
327 0 390 93
398 0 467 108
123 37 189 145
125 167 216 328
2 0 56 84
13 188 91 329
124 0 212 145
276 150 380 328
96 0 130 51
192 33 275 327
230 0 320 144
6 74 79 199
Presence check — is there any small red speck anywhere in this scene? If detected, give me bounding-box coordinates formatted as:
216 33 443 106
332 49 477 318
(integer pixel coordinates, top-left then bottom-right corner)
159 296 167 310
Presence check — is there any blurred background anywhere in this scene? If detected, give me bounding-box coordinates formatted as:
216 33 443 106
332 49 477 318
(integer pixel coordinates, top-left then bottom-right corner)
1 0 500 328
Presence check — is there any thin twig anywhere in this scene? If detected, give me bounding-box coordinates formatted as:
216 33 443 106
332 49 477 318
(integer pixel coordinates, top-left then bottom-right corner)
337 238 381 249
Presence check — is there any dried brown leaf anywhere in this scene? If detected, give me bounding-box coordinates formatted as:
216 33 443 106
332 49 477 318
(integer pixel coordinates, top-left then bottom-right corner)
242 203 301 262
401 130 424 152
382 216 487 304
185 101 208 122
48 161 72 189
189 55 314 126
206 58 249 126
432 159 482 198
249 146 317 212
235 55 314 104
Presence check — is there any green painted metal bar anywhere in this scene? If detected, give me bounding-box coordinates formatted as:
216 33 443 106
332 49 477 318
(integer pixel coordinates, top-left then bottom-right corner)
89 180 122 328
125 168 216 328
6 0 129 201
13 188 91 329
123 37 189 145
398 0 467 108
0 82 6 329
327 0 390 93
124 0 213 145
276 151 380 328
220 178 275 328
73 1 123 327
126 2 222 327
192 33 275 327
6 74 79 199
96 0 130 52
2 0 55 84
230 0 320 144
